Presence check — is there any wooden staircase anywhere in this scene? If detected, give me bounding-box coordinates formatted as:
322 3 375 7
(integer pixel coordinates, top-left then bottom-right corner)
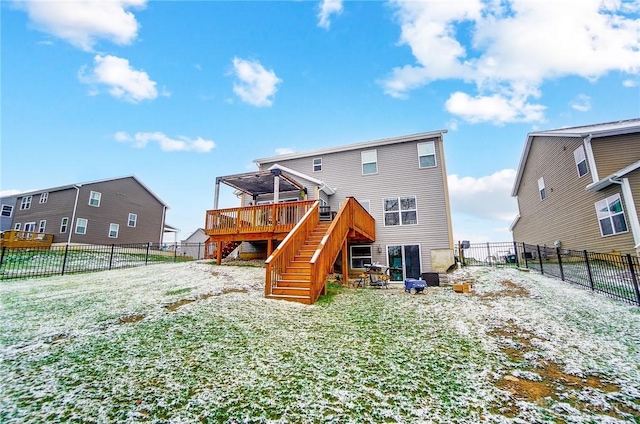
205 240 241 260
267 222 331 304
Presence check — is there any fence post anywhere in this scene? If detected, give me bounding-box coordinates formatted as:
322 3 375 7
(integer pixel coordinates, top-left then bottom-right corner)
198 243 201 260
486 242 492 266
145 242 151 265
584 250 594 291
556 247 565 281
109 244 115 270
513 241 520 268
626 254 640 306
174 243 178 262
537 245 544 274
522 243 528 268
0 246 5 270
61 244 70 276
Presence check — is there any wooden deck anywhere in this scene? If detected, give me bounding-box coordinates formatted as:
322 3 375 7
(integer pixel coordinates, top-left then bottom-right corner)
0 230 54 249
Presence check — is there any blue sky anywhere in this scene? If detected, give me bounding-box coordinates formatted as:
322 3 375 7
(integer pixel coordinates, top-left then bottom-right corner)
2 0 639 243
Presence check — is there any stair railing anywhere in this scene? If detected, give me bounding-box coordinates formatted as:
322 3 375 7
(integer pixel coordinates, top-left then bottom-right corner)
265 201 320 296
309 197 375 303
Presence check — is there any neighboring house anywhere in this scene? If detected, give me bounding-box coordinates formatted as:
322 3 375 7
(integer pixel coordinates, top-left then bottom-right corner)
0 195 18 232
206 131 454 303
511 119 640 256
9 176 169 246
180 228 209 259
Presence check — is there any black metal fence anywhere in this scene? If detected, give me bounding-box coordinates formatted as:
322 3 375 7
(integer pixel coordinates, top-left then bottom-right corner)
0 242 212 281
459 241 640 306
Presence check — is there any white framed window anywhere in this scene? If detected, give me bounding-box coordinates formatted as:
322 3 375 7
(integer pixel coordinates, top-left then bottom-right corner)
573 146 588 177
313 158 322 172
350 245 372 269
39 192 49 203
14 223 21 230
538 177 546 201
595 194 628 236
358 199 371 213
361 150 378 175
38 220 46 233
418 141 437 168
384 196 418 226
109 223 119 238
60 217 69 233
89 191 101 207
24 222 36 232
75 218 88 234
1 204 13 217
128 213 137 227
20 196 32 210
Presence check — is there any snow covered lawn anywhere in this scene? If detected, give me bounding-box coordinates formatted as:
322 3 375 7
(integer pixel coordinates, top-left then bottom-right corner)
1 263 639 423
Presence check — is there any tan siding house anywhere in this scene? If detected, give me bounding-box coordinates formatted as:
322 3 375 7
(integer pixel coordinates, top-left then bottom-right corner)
511 119 640 256
10 176 169 246
243 131 454 280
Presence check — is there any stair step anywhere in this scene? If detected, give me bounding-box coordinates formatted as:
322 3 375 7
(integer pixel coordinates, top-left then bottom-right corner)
271 287 310 297
266 294 312 305
276 280 311 288
278 275 311 283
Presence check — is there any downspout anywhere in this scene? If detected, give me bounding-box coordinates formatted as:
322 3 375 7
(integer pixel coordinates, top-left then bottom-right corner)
159 205 167 246
583 135 599 183
67 184 81 245
608 178 640 250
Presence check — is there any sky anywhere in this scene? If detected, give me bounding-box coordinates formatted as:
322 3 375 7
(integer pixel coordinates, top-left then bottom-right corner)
1 0 639 243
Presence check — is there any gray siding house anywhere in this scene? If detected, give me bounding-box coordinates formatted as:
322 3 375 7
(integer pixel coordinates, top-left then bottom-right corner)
511 119 640 256
10 176 169 246
212 131 454 281
0 196 18 232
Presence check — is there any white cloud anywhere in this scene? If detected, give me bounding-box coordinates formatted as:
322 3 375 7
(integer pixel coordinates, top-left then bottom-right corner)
448 169 519 242
16 0 146 51
623 79 638 87
448 169 518 222
275 148 295 155
115 132 216 153
79 55 158 103
383 0 640 124
231 57 282 107
318 0 343 29
569 94 591 112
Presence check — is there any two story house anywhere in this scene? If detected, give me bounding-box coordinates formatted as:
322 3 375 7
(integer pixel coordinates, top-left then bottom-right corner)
8 176 170 246
510 119 640 256
206 131 454 304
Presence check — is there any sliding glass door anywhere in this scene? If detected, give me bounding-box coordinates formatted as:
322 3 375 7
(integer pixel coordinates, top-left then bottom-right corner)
387 244 421 281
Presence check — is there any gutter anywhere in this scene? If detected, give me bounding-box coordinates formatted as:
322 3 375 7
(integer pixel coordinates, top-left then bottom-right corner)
67 184 81 245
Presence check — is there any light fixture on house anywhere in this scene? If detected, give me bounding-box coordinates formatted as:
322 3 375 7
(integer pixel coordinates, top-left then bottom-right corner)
377 245 382 253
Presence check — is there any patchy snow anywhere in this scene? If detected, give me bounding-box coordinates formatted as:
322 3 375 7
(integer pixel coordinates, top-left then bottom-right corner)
1 263 639 423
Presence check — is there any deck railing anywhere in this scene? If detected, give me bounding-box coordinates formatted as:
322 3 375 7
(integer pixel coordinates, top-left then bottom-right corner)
205 201 315 236
265 202 320 296
0 230 54 248
309 197 375 302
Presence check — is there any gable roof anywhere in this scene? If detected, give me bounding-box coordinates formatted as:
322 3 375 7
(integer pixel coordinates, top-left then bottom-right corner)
511 118 640 196
12 175 169 207
253 130 447 165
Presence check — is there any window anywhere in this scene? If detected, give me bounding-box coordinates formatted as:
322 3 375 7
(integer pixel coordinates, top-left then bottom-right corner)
109 223 119 238
384 196 418 226
89 191 101 207
38 220 46 233
313 158 322 172
350 245 372 269
573 146 588 177
20 196 32 210
361 150 378 175
595 194 628 236
24 222 36 232
358 199 371 213
39 192 49 203
538 177 546 200
418 142 437 168
1 204 13 217
75 218 88 234
60 217 69 233
14 223 21 230
128 213 137 227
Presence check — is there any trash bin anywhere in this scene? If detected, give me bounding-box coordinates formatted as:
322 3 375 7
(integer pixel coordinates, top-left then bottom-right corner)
505 254 517 264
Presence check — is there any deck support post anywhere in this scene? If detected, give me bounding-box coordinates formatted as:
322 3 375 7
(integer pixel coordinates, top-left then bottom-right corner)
216 241 223 265
341 239 348 286
267 238 273 257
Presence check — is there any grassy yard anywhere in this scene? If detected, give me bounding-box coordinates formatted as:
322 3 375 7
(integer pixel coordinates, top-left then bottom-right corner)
1 262 639 423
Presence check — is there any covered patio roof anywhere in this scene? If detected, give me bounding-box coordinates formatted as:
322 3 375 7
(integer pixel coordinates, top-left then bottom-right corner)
215 170 304 196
